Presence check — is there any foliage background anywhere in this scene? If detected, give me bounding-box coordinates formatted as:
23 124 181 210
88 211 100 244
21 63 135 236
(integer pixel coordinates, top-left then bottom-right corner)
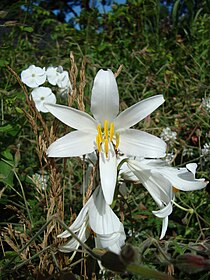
0 0 210 279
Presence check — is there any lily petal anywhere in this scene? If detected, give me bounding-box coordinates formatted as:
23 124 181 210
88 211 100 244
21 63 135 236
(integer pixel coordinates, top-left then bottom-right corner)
57 200 91 238
91 69 119 124
44 103 97 132
99 142 117 204
119 129 166 158
114 95 164 130
152 202 173 218
59 220 90 252
158 167 207 191
95 223 126 254
47 131 95 157
89 188 121 235
160 216 168 240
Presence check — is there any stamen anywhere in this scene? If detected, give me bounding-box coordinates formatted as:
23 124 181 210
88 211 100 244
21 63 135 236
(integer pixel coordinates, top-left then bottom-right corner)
104 138 109 158
97 124 103 143
115 133 120 150
104 120 109 139
110 122 114 141
96 134 101 152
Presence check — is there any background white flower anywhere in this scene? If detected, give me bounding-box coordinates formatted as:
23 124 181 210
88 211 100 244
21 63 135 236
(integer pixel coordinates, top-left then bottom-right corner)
46 66 61 86
31 86 56 113
21 65 46 88
202 96 210 112
46 66 72 97
160 127 177 143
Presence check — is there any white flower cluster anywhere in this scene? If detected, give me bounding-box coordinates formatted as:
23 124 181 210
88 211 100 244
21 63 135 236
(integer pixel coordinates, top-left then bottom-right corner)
32 69 207 262
201 142 210 162
160 127 177 143
202 96 210 112
21 65 72 113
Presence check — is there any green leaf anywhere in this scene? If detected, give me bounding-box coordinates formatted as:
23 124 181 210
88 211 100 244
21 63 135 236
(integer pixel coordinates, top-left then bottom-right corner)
20 26 34 33
0 160 14 186
0 59 9 67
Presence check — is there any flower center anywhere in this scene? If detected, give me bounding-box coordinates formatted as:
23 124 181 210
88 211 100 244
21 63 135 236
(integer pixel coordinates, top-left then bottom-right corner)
95 119 120 158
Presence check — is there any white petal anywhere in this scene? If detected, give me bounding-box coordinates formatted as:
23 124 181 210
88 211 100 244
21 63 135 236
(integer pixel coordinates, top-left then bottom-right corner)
35 74 46 86
59 222 90 252
44 103 97 132
114 95 164 129
128 160 172 206
31 87 52 100
186 163 197 176
119 129 166 158
89 188 121 235
119 162 139 182
152 202 173 218
95 223 126 254
58 199 92 238
99 142 117 204
160 216 168 240
91 69 119 124
158 166 207 191
47 131 95 157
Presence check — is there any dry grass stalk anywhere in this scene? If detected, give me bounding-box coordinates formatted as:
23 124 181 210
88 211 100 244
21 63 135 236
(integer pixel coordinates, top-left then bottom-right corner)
68 51 78 107
78 56 86 111
115 64 123 78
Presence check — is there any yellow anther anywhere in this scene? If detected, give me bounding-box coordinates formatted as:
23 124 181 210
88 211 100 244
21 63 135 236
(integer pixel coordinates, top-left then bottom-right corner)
110 122 114 141
104 120 109 139
96 134 101 152
97 124 103 143
115 133 120 150
104 138 109 158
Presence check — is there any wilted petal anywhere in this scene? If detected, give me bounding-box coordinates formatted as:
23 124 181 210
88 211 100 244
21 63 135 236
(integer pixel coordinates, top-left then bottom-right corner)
89 188 121 235
91 69 119 124
114 95 164 130
47 131 95 157
99 142 117 204
44 103 97 132
119 129 166 158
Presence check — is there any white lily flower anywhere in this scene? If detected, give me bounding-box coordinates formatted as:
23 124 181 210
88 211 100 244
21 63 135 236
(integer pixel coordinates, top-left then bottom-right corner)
126 159 207 239
21 65 46 88
45 69 166 204
58 187 126 254
31 87 56 113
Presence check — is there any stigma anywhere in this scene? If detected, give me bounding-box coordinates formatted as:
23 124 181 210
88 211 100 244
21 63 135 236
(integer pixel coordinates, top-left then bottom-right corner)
96 120 120 158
